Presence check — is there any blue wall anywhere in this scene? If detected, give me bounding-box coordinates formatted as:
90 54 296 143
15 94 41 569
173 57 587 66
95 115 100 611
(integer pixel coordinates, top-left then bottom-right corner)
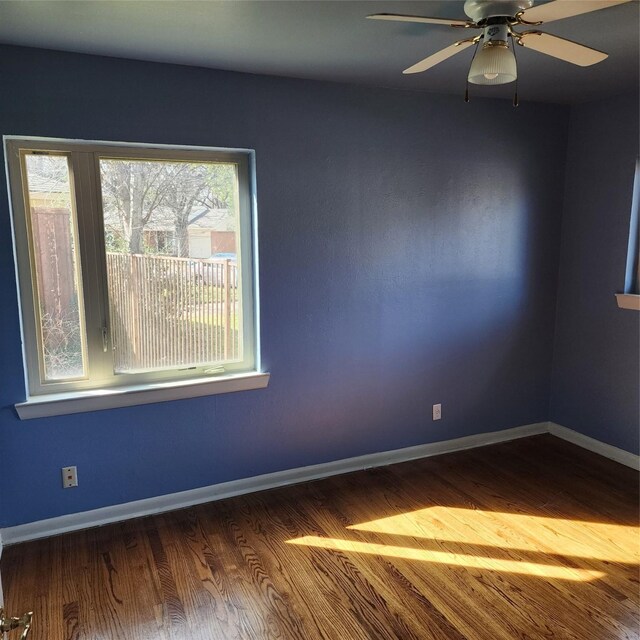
0 46 569 527
550 92 640 454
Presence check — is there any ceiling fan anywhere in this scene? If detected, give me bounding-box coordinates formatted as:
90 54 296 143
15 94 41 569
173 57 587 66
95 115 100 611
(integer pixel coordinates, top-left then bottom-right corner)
367 0 631 102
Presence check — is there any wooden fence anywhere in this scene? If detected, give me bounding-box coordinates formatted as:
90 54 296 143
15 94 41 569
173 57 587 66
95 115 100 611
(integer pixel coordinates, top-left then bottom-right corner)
32 207 76 321
32 207 84 379
106 252 240 373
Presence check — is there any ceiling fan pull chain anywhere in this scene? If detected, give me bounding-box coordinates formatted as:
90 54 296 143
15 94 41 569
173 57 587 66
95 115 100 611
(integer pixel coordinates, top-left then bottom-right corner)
465 38 481 103
511 33 519 107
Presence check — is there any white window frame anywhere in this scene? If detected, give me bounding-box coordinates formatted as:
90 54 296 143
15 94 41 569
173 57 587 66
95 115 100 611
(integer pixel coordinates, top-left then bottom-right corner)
5 137 268 418
616 158 640 311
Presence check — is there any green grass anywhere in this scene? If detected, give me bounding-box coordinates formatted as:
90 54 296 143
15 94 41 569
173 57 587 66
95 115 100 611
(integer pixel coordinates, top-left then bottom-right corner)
186 284 225 304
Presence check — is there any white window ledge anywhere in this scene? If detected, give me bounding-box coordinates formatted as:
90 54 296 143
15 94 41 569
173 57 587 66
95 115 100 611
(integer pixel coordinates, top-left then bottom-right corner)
615 293 640 311
15 372 270 420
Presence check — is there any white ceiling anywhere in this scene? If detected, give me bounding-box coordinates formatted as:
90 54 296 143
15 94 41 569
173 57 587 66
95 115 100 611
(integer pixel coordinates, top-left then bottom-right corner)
0 0 638 104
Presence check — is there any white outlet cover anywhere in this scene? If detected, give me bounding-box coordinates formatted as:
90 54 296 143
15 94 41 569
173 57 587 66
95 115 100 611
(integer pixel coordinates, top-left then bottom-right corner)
432 404 442 420
62 465 78 488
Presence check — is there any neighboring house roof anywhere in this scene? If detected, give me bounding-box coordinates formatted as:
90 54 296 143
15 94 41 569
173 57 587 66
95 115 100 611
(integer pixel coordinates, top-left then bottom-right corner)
27 169 236 232
189 208 235 231
142 207 235 232
27 172 69 193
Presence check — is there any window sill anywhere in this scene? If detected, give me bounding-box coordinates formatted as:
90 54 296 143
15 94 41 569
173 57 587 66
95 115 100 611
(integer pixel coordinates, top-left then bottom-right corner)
15 372 270 420
615 293 640 311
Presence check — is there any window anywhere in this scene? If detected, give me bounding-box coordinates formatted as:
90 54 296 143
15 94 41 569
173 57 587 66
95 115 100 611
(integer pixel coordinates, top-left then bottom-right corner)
6 138 266 417
616 158 640 310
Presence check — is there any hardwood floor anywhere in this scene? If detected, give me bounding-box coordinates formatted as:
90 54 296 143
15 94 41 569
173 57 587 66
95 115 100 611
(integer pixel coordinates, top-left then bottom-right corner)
2 434 639 639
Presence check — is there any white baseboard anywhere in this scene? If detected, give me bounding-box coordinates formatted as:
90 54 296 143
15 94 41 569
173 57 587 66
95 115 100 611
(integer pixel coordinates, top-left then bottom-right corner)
548 422 640 471
1 421 636 547
0 422 547 546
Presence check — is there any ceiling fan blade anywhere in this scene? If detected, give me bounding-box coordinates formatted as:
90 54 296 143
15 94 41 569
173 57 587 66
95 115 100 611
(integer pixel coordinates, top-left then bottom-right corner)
520 0 631 25
367 13 472 27
519 31 608 66
403 40 476 74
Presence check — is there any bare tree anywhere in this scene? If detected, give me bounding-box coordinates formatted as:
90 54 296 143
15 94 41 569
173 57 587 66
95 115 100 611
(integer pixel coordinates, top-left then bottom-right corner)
162 163 212 257
100 160 172 254
198 164 236 211
100 160 236 257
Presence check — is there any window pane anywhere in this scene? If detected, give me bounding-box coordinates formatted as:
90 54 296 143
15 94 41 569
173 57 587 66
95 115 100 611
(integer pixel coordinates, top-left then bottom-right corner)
24 154 86 381
99 158 242 374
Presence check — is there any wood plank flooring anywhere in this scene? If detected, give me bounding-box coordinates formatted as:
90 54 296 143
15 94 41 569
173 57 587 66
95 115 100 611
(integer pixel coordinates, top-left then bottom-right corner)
2 434 639 639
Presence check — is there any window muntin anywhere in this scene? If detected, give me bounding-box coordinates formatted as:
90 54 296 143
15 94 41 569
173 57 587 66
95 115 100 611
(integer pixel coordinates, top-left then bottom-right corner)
7 139 256 398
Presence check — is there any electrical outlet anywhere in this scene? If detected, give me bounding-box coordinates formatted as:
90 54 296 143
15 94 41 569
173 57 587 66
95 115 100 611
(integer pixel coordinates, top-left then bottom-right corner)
432 403 442 421
62 466 78 488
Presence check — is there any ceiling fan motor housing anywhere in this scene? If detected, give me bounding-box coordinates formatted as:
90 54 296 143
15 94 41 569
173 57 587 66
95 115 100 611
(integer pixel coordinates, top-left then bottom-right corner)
463 0 534 22
481 22 510 46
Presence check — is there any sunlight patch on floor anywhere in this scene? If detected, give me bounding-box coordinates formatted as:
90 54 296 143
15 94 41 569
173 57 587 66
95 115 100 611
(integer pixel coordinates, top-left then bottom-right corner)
346 506 639 562
286 536 604 581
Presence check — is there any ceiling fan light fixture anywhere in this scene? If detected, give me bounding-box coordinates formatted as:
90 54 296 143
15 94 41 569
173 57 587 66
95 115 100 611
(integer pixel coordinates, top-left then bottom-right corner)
468 40 517 85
